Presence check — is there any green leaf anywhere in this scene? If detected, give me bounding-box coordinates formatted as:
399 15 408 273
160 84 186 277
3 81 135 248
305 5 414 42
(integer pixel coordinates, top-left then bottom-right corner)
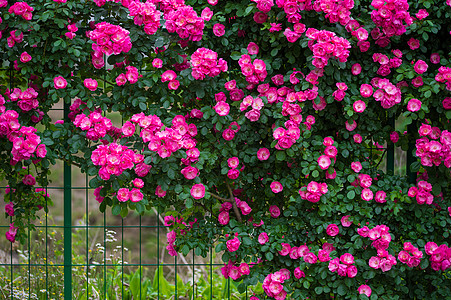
112 205 121 216
266 252 274 261
243 237 252 246
432 184 441 196
167 168 176 179
347 190 355 200
276 151 286 161
337 284 347 295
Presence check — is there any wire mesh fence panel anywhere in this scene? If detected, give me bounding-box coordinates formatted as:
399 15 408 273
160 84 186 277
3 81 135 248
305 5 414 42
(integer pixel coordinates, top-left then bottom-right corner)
0 64 412 300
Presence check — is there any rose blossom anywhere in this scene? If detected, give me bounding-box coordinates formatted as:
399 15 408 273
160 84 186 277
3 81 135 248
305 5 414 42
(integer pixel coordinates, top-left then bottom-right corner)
213 23 225 37
190 183 205 199
270 181 283 193
326 224 339 236
54 76 68 89
226 237 241 252
269 205 280 218
358 285 372 297
407 99 421 112
353 100 366 113
257 148 270 160
258 232 269 244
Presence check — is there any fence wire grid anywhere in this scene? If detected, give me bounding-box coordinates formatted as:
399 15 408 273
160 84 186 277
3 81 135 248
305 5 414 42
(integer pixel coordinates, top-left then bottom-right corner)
0 62 415 300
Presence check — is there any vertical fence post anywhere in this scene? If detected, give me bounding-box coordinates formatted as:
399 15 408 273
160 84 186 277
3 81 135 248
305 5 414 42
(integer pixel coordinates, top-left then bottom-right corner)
63 102 72 299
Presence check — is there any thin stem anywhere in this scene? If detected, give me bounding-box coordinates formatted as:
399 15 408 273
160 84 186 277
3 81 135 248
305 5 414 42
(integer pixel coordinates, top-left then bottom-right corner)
227 182 242 223
210 192 232 203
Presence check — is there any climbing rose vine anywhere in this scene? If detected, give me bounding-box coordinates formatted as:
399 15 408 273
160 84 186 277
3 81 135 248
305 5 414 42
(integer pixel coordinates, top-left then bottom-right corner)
0 0 451 299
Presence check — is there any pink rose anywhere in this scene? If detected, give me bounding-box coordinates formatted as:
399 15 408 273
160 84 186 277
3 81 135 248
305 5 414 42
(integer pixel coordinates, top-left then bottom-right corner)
218 211 229 225
258 232 269 244
20 51 32 63
414 60 428 74
269 205 280 218
326 224 339 236
358 285 372 297
190 183 205 199
407 98 422 112
84 78 98 91
54 76 68 89
270 181 283 193
353 100 366 113
226 237 241 252
213 23 225 37
341 215 352 227
117 188 130 202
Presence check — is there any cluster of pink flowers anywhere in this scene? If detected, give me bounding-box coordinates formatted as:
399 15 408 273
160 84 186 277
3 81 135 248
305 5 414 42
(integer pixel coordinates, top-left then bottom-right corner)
11 126 46 164
226 157 241 180
276 0 314 23
166 230 177 256
332 82 347 101
222 121 241 141
5 223 18 243
415 123 451 168
213 95 230 117
359 224 397 272
126 113 198 159
435 66 451 90
398 242 423 268
252 0 275 13
160 70 180 90
7 87 39 112
91 143 144 180
89 22 132 68
0 110 46 164
7 30 24 48
371 77 401 109
163 215 199 256
240 95 264 122
299 181 328 203
190 47 227 80
273 123 301 150
116 66 142 86
262 269 289 300
116 181 144 202
8 2 34 20
313 0 354 25
407 180 433 205
328 253 358 277
73 111 117 141
65 23 78 40
221 260 250 280
92 0 122 7
238 53 267 86
318 137 337 170
370 0 413 47
283 22 306 43
372 51 403 77
164 5 204 41
425 242 451 271
306 28 351 69
128 0 161 35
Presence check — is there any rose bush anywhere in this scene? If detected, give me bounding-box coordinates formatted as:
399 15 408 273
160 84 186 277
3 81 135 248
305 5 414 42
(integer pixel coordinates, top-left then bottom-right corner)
1 0 451 299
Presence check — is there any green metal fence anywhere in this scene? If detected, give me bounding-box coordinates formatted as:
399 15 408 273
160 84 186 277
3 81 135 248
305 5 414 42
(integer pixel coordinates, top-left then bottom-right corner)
0 64 416 299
